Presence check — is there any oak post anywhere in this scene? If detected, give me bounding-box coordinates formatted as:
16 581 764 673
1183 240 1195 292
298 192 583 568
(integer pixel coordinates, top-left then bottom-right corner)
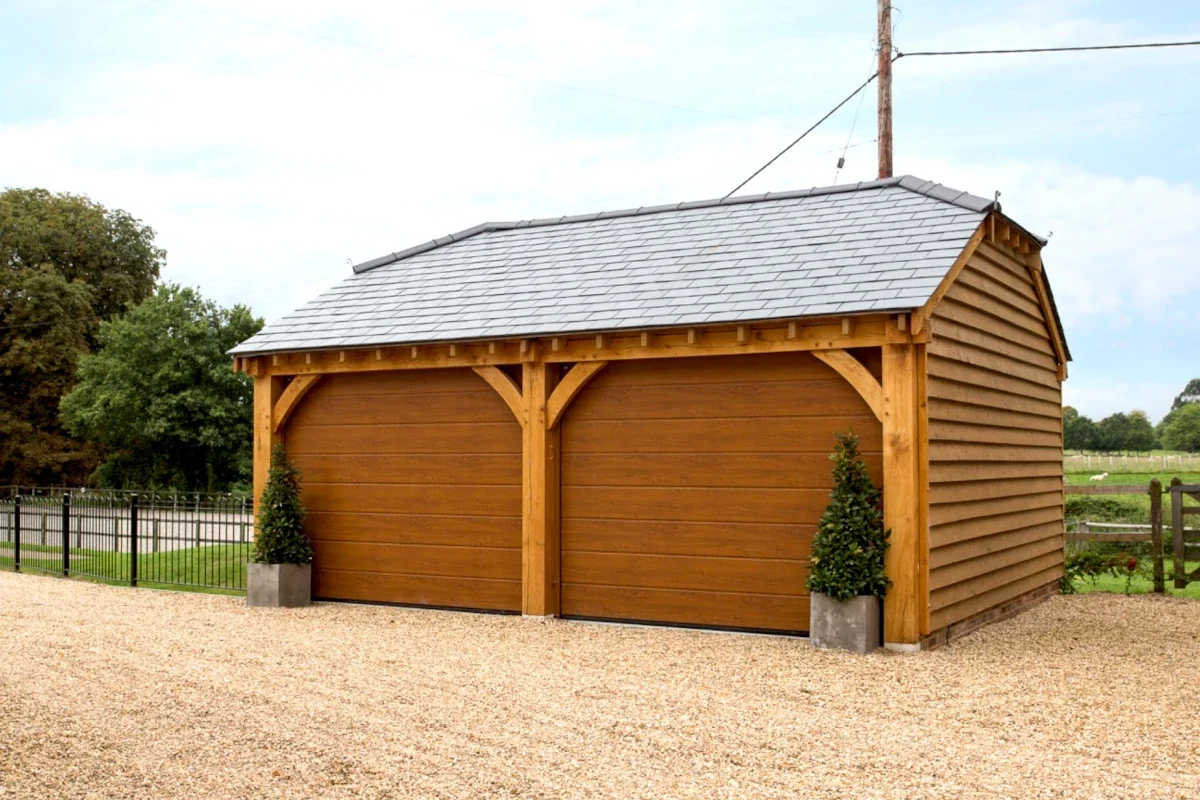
1171 477 1185 589
522 361 560 616
1149 479 1164 594
253 375 286 522
882 337 921 646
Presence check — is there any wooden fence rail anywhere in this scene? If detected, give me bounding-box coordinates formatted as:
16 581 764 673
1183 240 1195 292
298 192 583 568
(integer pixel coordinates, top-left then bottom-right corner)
1065 479 1200 593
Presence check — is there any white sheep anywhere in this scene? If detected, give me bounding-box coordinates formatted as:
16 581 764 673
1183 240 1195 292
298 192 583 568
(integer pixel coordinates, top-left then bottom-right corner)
1089 472 1109 482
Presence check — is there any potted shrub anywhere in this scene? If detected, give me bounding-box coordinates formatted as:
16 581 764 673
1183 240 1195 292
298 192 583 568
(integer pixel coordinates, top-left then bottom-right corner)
247 444 314 608
807 431 890 653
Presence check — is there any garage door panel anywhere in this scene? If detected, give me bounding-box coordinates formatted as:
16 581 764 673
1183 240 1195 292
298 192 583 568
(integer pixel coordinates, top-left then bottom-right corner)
561 354 881 633
286 368 521 611
562 486 831 524
289 389 516 427
563 452 882 489
302 483 518 517
306 512 520 548
313 541 520 580
563 519 814 560
567 380 867 421
294 454 520 486
563 417 882 454
314 569 521 611
563 552 808 594
562 585 809 633
286 423 522 455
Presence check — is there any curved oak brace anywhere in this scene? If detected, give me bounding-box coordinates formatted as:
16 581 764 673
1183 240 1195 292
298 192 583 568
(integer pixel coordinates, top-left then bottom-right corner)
271 374 322 434
812 350 883 423
546 361 609 429
472 365 525 424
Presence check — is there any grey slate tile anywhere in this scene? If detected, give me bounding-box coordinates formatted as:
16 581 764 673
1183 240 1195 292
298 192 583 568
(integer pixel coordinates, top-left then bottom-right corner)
231 177 997 354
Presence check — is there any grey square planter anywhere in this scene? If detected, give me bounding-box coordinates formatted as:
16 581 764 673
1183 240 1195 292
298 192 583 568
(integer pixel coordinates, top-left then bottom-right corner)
247 563 312 608
809 592 882 654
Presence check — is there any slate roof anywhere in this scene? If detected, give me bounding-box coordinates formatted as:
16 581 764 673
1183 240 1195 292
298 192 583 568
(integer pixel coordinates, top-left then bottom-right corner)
232 175 1005 356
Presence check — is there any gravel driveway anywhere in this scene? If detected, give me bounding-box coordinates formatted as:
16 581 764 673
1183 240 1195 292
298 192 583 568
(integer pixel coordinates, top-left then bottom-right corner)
1 573 1198 799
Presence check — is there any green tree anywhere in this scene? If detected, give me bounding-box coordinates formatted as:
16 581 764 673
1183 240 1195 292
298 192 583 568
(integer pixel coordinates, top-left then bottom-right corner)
60 284 262 491
1063 406 1097 451
1094 413 1129 453
806 431 890 601
1158 378 1200 442
1172 379 1200 410
1124 410 1158 452
1 188 164 484
1161 404 1200 453
253 444 312 565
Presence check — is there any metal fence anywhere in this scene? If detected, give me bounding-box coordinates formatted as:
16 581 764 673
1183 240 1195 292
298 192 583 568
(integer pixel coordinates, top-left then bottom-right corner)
0 487 253 593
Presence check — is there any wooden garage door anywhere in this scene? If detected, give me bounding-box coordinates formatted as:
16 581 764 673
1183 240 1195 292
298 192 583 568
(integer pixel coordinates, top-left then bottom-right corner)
284 368 522 611
560 352 883 633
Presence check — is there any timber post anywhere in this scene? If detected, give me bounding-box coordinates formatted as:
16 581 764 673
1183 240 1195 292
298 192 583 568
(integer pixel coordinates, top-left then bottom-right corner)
1149 479 1164 594
1171 477 1185 588
882 317 921 646
522 360 560 617
252 370 285 522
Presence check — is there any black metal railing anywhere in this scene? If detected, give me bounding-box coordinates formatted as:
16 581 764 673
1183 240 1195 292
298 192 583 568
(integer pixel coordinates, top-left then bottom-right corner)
0 487 253 594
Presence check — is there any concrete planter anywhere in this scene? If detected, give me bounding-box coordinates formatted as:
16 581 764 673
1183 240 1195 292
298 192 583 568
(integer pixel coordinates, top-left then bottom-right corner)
247 563 312 608
809 592 882 654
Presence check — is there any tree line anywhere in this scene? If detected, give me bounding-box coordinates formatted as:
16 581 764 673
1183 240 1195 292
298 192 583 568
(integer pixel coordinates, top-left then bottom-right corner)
2 188 262 492
1063 380 1200 454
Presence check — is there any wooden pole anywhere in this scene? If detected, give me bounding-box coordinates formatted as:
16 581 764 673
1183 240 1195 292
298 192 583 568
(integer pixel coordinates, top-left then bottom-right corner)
877 0 893 179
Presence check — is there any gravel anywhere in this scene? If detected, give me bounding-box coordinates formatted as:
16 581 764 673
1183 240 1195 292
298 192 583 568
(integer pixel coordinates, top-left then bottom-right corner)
1 573 1198 800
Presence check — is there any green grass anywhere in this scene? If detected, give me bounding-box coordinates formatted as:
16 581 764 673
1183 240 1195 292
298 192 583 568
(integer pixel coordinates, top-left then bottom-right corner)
1070 561 1200 599
0 543 247 596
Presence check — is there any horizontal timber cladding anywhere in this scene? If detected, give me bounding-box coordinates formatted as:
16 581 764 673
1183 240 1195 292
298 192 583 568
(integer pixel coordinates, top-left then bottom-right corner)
559 352 883 633
927 241 1065 630
283 368 522 611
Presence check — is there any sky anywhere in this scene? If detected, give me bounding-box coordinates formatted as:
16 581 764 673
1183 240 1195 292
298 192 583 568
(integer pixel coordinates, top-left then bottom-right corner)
1 0 1197 422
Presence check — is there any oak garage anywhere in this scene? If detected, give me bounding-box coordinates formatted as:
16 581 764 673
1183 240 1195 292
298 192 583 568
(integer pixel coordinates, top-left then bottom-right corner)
233 175 1070 649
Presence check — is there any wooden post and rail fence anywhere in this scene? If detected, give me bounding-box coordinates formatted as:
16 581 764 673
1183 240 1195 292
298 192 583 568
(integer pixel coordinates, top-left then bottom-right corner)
1065 479 1200 593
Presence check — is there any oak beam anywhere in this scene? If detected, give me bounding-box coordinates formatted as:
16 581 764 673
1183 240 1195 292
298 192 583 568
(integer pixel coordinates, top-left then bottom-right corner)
543 322 887 364
253 375 286 520
472 366 525 423
271 375 322 434
811 350 883 423
546 361 609 429
882 332 922 647
522 361 560 617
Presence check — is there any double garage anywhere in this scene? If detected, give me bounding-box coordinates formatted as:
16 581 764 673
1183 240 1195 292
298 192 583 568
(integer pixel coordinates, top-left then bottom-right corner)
285 352 881 635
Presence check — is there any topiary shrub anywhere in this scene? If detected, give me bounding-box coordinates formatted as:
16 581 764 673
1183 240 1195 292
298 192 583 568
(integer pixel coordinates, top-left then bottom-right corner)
252 444 313 565
806 431 890 601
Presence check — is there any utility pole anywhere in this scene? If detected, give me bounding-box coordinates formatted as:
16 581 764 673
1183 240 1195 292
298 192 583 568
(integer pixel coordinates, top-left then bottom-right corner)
877 0 893 179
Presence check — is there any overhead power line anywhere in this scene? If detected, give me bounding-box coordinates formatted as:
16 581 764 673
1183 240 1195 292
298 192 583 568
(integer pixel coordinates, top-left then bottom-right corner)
723 71 879 199
727 37 1200 196
896 39 1200 58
